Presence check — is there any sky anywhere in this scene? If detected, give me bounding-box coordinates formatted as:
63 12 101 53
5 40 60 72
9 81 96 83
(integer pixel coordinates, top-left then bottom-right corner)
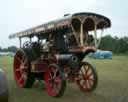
0 0 128 48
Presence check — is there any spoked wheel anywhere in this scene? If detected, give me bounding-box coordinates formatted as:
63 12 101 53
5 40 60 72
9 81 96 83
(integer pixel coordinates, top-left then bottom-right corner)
44 64 66 97
76 62 98 92
14 49 34 88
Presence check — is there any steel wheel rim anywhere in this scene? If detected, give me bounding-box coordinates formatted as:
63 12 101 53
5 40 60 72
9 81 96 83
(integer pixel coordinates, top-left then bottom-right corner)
14 51 28 87
77 62 96 92
45 65 62 97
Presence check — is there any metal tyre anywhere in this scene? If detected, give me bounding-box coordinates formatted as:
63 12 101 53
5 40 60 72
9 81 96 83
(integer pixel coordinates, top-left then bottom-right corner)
44 64 66 97
76 62 98 92
14 49 35 88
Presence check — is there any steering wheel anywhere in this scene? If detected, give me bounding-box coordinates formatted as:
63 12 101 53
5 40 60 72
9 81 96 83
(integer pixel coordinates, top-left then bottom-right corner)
23 41 32 49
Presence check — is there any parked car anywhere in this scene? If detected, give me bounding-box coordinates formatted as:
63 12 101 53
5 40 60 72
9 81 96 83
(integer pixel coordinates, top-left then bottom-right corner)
0 52 15 57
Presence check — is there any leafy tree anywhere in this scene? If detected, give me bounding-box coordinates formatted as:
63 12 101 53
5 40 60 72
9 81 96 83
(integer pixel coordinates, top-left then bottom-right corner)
0 46 18 52
99 35 128 54
7 46 17 52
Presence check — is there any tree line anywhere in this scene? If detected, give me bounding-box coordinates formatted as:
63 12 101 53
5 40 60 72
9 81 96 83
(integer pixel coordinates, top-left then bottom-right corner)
0 46 17 52
99 35 128 54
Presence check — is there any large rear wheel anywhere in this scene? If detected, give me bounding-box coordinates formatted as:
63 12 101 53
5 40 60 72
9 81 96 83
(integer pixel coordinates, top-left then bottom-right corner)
14 49 35 88
44 64 66 97
76 62 98 92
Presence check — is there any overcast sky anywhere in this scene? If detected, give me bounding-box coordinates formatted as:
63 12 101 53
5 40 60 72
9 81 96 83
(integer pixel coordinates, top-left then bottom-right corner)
0 0 128 47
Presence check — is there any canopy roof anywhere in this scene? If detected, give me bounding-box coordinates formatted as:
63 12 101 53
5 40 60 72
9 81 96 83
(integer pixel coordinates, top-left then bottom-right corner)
9 12 111 39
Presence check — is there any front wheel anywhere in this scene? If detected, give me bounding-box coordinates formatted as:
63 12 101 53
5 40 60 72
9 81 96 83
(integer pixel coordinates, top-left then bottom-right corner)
44 64 66 97
76 62 98 92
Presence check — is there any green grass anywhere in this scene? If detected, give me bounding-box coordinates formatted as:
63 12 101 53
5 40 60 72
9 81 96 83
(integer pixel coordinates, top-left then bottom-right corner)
0 55 128 102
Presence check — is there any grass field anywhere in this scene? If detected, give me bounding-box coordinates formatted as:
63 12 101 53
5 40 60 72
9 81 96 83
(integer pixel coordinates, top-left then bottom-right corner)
0 55 128 102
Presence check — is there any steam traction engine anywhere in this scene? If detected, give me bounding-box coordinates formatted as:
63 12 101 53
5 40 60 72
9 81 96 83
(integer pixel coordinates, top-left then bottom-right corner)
9 12 111 97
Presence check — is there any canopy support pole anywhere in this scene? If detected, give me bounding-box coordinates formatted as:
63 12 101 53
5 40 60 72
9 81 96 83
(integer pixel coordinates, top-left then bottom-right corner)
71 24 80 46
19 37 22 48
97 28 104 48
80 23 84 46
29 37 32 43
94 25 98 49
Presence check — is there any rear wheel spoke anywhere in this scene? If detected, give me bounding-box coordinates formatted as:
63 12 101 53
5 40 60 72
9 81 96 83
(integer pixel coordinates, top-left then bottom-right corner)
18 75 24 83
21 65 28 70
21 55 25 63
16 56 21 62
16 68 21 72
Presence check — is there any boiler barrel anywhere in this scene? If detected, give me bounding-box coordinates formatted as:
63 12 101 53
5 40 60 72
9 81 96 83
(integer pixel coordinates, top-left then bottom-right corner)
57 54 79 69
